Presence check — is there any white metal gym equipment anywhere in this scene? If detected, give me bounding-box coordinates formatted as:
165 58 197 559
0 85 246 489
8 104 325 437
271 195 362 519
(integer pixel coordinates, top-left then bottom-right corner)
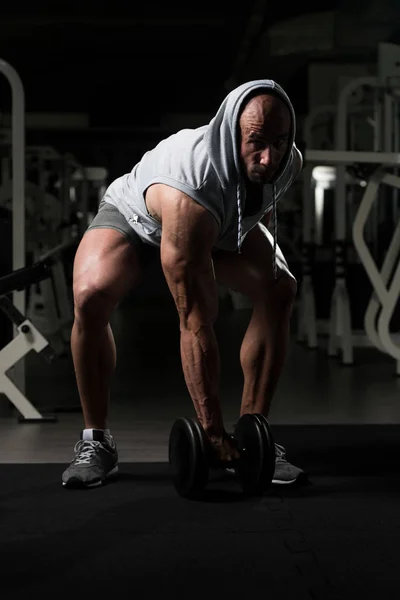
302 43 400 365
297 101 377 349
0 58 26 394
353 169 400 374
1 59 79 418
305 148 400 363
297 104 336 349
0 175 75 356
27 241 75 356
0 259 58 422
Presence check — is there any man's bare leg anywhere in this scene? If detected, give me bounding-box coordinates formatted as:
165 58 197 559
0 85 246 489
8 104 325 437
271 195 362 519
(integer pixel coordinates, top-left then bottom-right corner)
71 228 144 429
238 278 295 417
214 224 305 484
62 228 144 488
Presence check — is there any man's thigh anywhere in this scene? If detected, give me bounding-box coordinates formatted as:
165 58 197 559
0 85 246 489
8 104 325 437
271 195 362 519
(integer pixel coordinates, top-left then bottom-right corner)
87 198 160 270
212 223 295 299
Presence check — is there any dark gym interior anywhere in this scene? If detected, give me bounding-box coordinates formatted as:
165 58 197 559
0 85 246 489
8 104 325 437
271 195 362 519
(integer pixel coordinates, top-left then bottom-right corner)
1 2 400 598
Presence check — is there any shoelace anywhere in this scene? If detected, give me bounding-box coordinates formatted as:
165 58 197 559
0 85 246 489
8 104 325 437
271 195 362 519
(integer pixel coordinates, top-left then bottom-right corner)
73 440 101 465
274 443 287 462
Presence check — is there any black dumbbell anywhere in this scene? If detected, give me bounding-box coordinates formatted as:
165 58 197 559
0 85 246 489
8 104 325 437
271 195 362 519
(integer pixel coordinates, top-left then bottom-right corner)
168 417 211 499
168 413 276 499
233 413 276 495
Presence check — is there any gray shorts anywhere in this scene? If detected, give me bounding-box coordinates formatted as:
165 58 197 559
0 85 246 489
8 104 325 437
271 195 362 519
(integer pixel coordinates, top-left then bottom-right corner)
86 199 159 266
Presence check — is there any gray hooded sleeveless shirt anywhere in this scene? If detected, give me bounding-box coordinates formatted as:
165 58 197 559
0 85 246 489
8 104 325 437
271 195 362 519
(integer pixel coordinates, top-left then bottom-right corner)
103 79 302 261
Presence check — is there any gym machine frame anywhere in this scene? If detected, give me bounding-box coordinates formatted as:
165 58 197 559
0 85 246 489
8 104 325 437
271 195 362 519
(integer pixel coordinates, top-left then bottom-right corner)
0 257 60 422
305 147 400 364
0 59 74 421
353 169 400 374
0 58 26 394
302 58 400 367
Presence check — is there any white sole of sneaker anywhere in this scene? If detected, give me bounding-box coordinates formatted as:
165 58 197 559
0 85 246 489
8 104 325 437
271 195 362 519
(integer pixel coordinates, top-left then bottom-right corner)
271 478 297 485
62 464 119 488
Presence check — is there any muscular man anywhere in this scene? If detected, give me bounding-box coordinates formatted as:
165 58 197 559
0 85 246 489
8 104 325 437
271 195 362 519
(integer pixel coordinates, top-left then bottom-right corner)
62 79 305 489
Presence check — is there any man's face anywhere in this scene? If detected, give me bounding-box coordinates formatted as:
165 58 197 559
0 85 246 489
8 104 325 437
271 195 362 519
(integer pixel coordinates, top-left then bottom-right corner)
239 93 291 185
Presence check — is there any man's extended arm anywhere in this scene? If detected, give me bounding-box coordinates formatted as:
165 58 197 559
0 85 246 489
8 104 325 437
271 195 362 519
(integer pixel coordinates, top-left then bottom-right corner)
157 187 224 439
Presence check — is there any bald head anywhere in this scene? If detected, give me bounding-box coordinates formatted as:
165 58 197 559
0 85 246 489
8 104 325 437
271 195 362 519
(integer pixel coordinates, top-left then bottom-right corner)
239 93 291 184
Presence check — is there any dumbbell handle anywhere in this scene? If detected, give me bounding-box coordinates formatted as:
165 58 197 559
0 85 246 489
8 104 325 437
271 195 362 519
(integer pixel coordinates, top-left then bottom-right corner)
209 441 246 470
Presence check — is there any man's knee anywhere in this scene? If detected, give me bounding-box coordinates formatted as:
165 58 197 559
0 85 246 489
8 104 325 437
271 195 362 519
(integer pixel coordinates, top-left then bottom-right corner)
263 272 297 314
71 228 141 328
73 280 117 328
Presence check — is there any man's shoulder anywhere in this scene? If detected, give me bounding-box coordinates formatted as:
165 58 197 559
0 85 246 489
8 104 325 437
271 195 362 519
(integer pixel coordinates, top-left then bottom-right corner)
159 125 208 150
141 126 221 192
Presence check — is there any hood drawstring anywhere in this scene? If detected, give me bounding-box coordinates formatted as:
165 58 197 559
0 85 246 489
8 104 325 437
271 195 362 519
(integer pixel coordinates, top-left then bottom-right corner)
236 181 243 254
272 183 278 280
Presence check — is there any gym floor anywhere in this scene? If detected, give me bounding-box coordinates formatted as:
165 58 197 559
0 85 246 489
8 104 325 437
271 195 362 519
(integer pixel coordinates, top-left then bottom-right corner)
1 272 400 598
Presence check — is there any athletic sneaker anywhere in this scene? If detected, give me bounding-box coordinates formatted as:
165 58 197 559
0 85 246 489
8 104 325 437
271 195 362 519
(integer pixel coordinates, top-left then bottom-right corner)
225 442 305 486
62 429 118 488
272 443 305 485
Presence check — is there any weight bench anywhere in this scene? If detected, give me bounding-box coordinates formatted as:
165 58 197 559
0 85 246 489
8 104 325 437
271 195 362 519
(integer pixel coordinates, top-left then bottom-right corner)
0 259 59 422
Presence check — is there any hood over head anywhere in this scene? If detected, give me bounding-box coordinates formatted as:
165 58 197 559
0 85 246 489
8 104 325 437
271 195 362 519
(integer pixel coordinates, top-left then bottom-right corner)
204 79 296 273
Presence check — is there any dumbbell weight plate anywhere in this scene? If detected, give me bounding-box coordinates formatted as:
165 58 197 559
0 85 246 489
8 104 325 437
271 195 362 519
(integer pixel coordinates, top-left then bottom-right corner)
168 417 210 498
233 413 276 496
